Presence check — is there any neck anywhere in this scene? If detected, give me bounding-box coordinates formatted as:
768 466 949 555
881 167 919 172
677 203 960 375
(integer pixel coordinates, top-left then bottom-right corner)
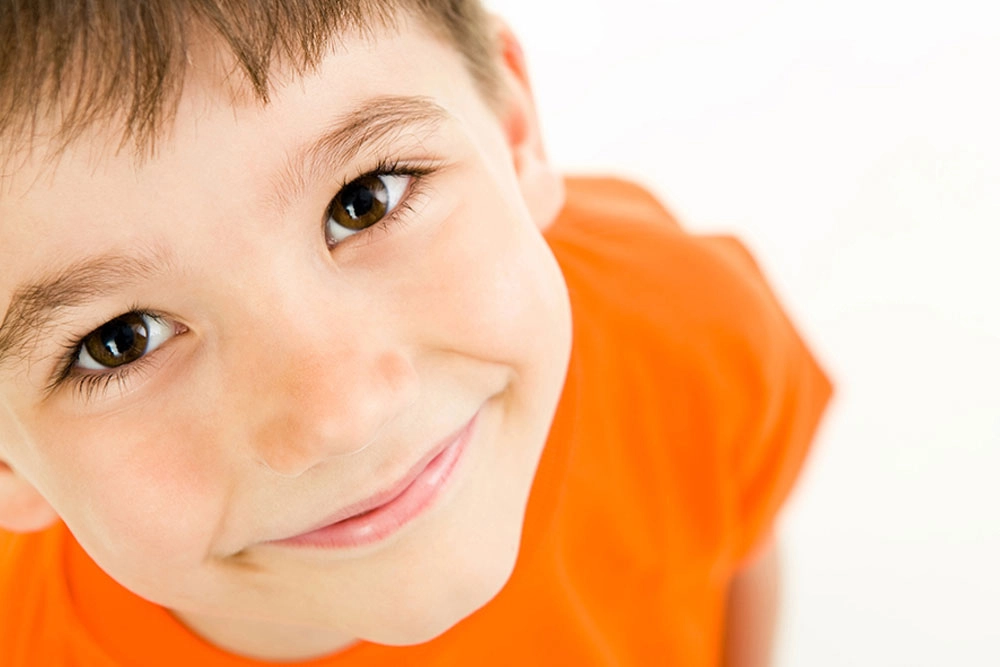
171 608 360 662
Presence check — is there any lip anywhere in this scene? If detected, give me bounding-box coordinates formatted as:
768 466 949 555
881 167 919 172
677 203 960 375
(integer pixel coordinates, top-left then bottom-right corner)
269 410 478 549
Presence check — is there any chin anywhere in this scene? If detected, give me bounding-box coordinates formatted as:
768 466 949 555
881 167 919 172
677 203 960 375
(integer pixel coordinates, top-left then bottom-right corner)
361 538 520 647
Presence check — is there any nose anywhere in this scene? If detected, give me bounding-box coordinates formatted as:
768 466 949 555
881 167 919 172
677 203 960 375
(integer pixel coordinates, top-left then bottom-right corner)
239 323 419 478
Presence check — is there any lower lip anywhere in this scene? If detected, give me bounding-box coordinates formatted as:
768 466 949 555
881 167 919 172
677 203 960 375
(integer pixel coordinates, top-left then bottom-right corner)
274 414 477 549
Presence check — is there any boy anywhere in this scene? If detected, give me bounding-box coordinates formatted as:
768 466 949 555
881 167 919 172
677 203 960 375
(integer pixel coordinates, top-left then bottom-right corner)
0 1 831 665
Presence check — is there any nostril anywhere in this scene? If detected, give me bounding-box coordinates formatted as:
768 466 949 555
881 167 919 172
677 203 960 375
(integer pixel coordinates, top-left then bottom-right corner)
257 456 303 479
255 412 392 477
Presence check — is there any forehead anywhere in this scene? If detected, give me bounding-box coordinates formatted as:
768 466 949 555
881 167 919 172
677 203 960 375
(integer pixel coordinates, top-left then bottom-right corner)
0 1 439 164
1 17 479 209
2 10 457 170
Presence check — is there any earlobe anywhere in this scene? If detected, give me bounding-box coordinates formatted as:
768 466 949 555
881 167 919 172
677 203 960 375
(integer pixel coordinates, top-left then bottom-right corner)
490 19 565 231
0 460 59 533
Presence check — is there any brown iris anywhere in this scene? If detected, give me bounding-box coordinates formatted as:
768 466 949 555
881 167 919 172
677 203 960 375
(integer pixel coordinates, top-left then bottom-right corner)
83 312 150 368
328 174 390 231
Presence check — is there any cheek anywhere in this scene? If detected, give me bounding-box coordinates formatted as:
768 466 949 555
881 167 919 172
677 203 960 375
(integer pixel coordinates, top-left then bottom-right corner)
32 413 224 571
405 190 568 364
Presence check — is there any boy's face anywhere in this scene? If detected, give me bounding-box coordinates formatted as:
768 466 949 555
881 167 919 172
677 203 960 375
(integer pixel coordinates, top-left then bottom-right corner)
0 17 571 660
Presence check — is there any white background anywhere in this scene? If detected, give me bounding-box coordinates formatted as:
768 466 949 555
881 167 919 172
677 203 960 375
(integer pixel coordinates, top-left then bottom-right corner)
487 1 1000 665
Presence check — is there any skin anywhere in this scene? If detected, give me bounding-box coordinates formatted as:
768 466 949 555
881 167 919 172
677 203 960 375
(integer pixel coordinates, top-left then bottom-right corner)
0 13 780 664
0 16 571 661
724 535 781 667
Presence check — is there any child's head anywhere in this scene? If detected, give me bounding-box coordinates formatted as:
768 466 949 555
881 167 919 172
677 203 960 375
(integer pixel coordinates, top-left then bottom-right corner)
0 1 572 659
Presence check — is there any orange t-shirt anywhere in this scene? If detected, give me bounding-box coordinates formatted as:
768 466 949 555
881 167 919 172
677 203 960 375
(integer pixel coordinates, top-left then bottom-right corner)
0 177 833 666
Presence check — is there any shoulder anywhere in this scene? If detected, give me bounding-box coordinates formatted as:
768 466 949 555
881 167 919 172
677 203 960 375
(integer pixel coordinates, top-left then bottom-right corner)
545 175 833 568
0 525 77 665
545 175 789 366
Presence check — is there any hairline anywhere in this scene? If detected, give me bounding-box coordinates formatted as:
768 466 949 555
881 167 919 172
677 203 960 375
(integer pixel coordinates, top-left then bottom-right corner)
0 2 499 168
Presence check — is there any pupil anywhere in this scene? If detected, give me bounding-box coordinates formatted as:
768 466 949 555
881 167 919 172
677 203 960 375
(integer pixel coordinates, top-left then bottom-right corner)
103 324 136 357
85 313 149 366
343 183 375 218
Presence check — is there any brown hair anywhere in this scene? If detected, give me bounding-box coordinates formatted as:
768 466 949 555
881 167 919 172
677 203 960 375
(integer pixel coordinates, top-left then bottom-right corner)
0 0 498 157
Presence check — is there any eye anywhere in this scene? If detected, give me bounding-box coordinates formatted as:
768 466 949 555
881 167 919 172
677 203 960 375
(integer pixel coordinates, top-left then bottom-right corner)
325 173 410 245
76 312 175 370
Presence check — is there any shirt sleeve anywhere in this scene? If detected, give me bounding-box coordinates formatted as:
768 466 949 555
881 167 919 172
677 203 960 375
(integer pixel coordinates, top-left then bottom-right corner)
548 176 834 572
699 236 834 569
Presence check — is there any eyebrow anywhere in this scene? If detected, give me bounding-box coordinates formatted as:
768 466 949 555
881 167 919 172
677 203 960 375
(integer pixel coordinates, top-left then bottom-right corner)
0 96 450 371
0 246 173 370
267 94 450 213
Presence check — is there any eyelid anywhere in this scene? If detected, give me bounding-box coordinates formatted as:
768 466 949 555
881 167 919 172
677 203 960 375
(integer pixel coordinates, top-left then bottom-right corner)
325 173 411 244
46 309 183 398
324 158 440 250
75 314 176 371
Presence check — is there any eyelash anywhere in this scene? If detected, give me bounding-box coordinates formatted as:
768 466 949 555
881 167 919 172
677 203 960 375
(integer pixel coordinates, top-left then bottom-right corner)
63 360 143 402
48 306 164 402
327 157 437 249
48 159 439 402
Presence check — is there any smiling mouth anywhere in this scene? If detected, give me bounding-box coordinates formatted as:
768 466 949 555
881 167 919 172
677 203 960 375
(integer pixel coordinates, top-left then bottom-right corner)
268 410 478 549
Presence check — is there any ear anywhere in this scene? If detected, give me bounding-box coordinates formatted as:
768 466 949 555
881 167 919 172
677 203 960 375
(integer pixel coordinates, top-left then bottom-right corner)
490 19 565 231
0 459 58 533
